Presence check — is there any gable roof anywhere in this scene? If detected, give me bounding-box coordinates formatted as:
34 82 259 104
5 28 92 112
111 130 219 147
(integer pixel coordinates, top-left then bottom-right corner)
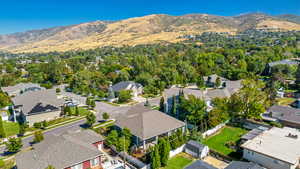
111 81 143 92
12 89 64 115
225 161 264 169
267 105 300 125
115 105 185 140
184 160 217 169
268 59 299 67
1 83 44 95
16 130 103 169
186 140 207 152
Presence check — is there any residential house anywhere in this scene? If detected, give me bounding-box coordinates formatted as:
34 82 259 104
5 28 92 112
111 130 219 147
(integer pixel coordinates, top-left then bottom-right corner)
111 81 143 97
203 74 226 88
1 83 45 97
185 140 209 159
115 105 185 149
241 127 300 169
263 105 300 128
184 160 217 169
16 130 104 169
12 89 64 126
265 59 299 75
225 161 264 169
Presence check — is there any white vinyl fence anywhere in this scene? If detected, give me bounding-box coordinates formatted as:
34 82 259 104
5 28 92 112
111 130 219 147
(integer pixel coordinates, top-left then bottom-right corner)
169 144 185 158
202 121 228 138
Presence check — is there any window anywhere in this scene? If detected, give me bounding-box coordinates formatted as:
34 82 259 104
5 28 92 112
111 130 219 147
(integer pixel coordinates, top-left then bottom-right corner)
71 163 83 169
91 157 100 167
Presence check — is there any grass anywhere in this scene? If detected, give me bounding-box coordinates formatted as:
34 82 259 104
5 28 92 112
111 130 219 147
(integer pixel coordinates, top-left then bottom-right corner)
3 121 19 137
203 126 247 156
276 97 296 106
93 120 114 128
161 153 194 169
69 107 91 116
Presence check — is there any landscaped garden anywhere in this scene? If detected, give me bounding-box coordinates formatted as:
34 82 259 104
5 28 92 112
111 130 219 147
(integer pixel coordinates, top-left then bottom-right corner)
161 153 194 169
203 126 247 157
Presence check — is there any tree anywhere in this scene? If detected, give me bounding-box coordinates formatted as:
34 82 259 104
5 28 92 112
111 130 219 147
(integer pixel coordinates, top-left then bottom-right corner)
5 137 22 153
45 165 55 169
151 145 161 169
118 90 132 103
196 76 205 89
122 128 132 141
296 64 300 91
33 130 44 143
86 112 96 127
75 106 80 116
229 79 267 119
171 95 177 117
215 77 221 88
106 130 119 146
159 97 165 112
208 98 230 127
0 116 6 138
63 106 72 116
55 88 61 94
90 99 96 109
102 112 110 121
18 123 27 136
116 136 131 152
158 138 170 167
0 92 10 108
42 120 48 129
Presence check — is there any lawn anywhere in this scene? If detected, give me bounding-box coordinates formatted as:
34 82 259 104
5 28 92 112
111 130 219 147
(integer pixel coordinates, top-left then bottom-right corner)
161 153 194 169
203 126 247 156
3 121 20 137
69 107 91 116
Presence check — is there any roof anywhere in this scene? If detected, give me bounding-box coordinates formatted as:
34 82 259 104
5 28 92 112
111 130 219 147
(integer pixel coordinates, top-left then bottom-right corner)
1 83 44 95
225 161 264 169
119 152 146 168
267 105 300 125
16 130 102 169
115 105 185 140
268 59 299 67
203 74 226 83
111 81 143 92
186 140 207 152
241 127 268 140
12 89 64 115
184 160 218 169
241 127 300 164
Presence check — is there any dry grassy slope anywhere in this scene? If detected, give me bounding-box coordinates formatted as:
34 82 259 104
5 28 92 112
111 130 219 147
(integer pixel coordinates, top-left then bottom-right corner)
1 13 300 53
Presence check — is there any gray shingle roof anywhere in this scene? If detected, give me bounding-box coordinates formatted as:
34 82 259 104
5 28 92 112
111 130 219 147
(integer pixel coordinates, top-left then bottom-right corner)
184 160 218 169
186 140 207 153
115 105 185 140
267 105 300 125
225 161 264 169
16 130 103 169
12 89 64 115
111 81 143 92
268 59 299 67
1 83 44 95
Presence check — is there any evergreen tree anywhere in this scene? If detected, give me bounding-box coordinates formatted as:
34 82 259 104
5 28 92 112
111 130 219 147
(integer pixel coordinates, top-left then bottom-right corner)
215 77 221 88
5 137 22 153
33 130 44 143
0 116 6 138
106 130 119 146
159 138 170 167
102 112 110 121
151 145 161 169
171 95 177 117
45 165 55 169
159 97 165 112
296 64 300 91
86 112 96 127
75 106 80 116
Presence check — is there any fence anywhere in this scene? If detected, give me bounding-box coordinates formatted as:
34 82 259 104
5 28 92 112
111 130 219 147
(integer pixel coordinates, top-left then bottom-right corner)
202 121 228 138
169 144 185 158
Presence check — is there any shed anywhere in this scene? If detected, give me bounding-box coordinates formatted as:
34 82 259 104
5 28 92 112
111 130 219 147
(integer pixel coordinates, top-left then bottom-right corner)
185 140 209 159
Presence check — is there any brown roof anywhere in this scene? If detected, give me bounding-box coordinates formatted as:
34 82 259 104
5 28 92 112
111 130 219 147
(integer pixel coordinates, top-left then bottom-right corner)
116 105 185 140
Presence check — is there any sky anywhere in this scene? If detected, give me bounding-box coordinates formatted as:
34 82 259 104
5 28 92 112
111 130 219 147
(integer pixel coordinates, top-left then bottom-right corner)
0 0 299 34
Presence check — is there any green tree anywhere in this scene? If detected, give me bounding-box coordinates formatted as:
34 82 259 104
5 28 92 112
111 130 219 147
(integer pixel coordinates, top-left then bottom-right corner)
215 77 221 88
33 130 44 143
196 76 205 89
18 123 27 136
106 130 119 146
75 106 80 116
42 120 48 129
5 137 22 153
159 97 165 112
171 95 177 117
158 138 170 167
45 165 56 169
296 64 300 91
118 90 132 103
116 136 131 152
151 145 161 169
102 112 110 121
63 106 72 116
0 92 10 108
86 112 96 127
0 116 6 138
55 88 61 94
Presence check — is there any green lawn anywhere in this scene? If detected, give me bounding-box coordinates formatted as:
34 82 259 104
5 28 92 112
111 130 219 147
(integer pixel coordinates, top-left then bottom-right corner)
203 126 247 156
69 107 91 116
3 121 20 137
161 153 193 169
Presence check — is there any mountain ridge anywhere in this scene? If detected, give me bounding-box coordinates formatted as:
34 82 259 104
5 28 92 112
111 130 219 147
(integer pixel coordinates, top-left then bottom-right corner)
1 13 300 53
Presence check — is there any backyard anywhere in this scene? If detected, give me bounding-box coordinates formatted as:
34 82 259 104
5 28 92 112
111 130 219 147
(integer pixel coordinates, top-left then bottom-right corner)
160 153 194 169
203 126 247 157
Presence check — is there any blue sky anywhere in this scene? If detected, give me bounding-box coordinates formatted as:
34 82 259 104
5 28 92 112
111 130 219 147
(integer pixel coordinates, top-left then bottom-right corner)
0 0 299 34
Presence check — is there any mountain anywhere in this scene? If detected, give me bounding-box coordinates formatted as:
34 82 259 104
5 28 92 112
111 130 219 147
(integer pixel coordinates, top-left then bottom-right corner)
277 14 300 24
1 13 300 53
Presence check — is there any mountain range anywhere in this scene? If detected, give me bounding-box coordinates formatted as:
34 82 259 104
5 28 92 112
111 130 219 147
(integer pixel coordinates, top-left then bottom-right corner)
0 13 300 53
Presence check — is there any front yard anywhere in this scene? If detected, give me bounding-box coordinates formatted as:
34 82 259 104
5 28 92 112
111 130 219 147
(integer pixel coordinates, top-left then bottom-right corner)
203 126 247 157
3 121 19 137
161 153 194 169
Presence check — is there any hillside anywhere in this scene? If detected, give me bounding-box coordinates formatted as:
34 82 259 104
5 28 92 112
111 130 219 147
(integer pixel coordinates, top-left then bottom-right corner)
277 14 300 24
0 13 300 53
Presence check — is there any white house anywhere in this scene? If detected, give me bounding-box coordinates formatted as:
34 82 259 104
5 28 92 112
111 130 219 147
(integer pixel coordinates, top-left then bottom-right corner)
185 140 209 159
241 127 300 169
111 81 143 97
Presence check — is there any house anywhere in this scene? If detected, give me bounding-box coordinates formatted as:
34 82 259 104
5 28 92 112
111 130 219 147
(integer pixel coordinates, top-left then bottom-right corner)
184 160 217 169
16 130 104 169
1 83 45 97
12 89 64 126
263 105 300 128
185 140 209 159
115 105 185 149
241 127 300 169
111 81 143 97
225 161 264 169
265 59 299 75
203 74 226 88
0 111 9 121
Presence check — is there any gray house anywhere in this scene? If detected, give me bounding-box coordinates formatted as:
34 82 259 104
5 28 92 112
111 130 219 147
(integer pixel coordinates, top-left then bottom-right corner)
184 160 217 169
1 83 45 97
111 81 143 97
225 161 265 169
12 89 64 126
185 140 209 159
264 105 300 128
115 105 185 149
